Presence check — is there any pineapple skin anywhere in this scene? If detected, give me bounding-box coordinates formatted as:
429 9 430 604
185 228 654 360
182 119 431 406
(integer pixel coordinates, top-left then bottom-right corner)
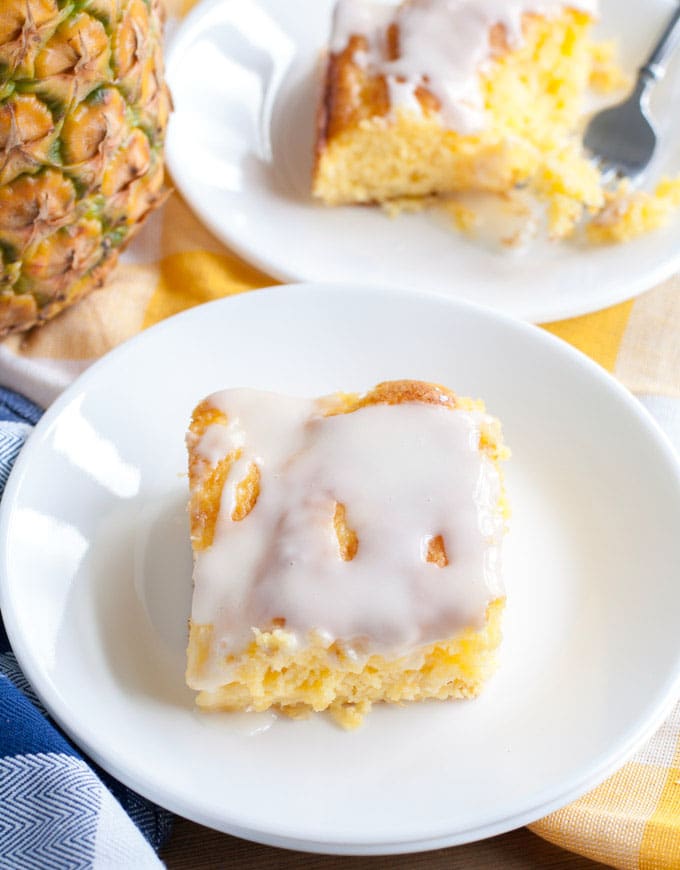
0 0 171 336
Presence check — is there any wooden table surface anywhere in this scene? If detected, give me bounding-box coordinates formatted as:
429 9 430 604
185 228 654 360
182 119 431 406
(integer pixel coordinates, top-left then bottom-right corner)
161 821 609 869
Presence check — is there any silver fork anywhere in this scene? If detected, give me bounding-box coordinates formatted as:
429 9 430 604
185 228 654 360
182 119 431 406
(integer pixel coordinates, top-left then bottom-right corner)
584 5 680 182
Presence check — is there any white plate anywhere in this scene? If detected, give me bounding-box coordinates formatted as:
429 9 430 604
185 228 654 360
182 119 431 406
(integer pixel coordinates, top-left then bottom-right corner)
164 0 680 323
2 284 680 854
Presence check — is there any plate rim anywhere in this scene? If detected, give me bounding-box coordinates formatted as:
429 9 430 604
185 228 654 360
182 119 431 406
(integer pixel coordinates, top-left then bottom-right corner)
2 283 680 853
164 0 680 324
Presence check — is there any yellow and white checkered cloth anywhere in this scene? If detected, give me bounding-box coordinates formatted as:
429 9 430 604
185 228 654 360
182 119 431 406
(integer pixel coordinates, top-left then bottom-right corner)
0 187 678 870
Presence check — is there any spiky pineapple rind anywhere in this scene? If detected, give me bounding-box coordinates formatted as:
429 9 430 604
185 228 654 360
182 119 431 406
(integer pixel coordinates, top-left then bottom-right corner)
0 0 170 336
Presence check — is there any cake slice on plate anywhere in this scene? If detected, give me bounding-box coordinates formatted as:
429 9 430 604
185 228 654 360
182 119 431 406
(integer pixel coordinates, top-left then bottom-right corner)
185 380 509 729
313 0 618 238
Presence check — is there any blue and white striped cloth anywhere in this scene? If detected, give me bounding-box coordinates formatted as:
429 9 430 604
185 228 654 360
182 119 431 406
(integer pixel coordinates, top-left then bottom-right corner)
0 388 172 869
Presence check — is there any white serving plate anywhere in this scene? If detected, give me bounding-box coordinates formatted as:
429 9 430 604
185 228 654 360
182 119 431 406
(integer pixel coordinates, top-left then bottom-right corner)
2 284 680 854
165 0 680 322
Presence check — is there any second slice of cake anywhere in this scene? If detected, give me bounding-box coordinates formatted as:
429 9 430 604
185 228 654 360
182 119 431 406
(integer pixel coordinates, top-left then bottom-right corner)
186 380 509 728
313 0 619 239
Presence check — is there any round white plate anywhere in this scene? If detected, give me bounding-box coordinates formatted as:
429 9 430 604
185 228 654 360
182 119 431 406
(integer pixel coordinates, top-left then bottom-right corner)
2 284 680 854
164 0 680 323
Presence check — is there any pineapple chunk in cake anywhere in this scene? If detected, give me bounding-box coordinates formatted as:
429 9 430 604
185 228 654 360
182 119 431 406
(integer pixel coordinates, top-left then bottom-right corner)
185 380 510 729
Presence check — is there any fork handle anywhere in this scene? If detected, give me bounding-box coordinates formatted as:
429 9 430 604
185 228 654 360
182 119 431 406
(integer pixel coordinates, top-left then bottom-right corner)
639 4 680 86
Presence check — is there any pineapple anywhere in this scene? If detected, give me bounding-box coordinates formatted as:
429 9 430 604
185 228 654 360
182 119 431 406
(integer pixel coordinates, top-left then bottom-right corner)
0 0 171 335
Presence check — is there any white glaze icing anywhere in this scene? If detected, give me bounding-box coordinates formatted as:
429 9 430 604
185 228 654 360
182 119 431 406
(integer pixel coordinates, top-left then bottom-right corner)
331 0 599 132
189 389 505 685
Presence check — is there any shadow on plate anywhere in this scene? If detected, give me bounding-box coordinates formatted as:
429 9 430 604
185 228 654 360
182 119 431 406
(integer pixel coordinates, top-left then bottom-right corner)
66 491 196 710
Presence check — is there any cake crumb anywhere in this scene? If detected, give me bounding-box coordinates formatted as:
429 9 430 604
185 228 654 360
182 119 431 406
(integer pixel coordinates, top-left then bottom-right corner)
588 177 680 244
588 41 631 93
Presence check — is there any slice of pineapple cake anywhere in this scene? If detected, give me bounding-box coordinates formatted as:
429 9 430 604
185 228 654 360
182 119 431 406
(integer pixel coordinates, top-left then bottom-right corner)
185 380 510 729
